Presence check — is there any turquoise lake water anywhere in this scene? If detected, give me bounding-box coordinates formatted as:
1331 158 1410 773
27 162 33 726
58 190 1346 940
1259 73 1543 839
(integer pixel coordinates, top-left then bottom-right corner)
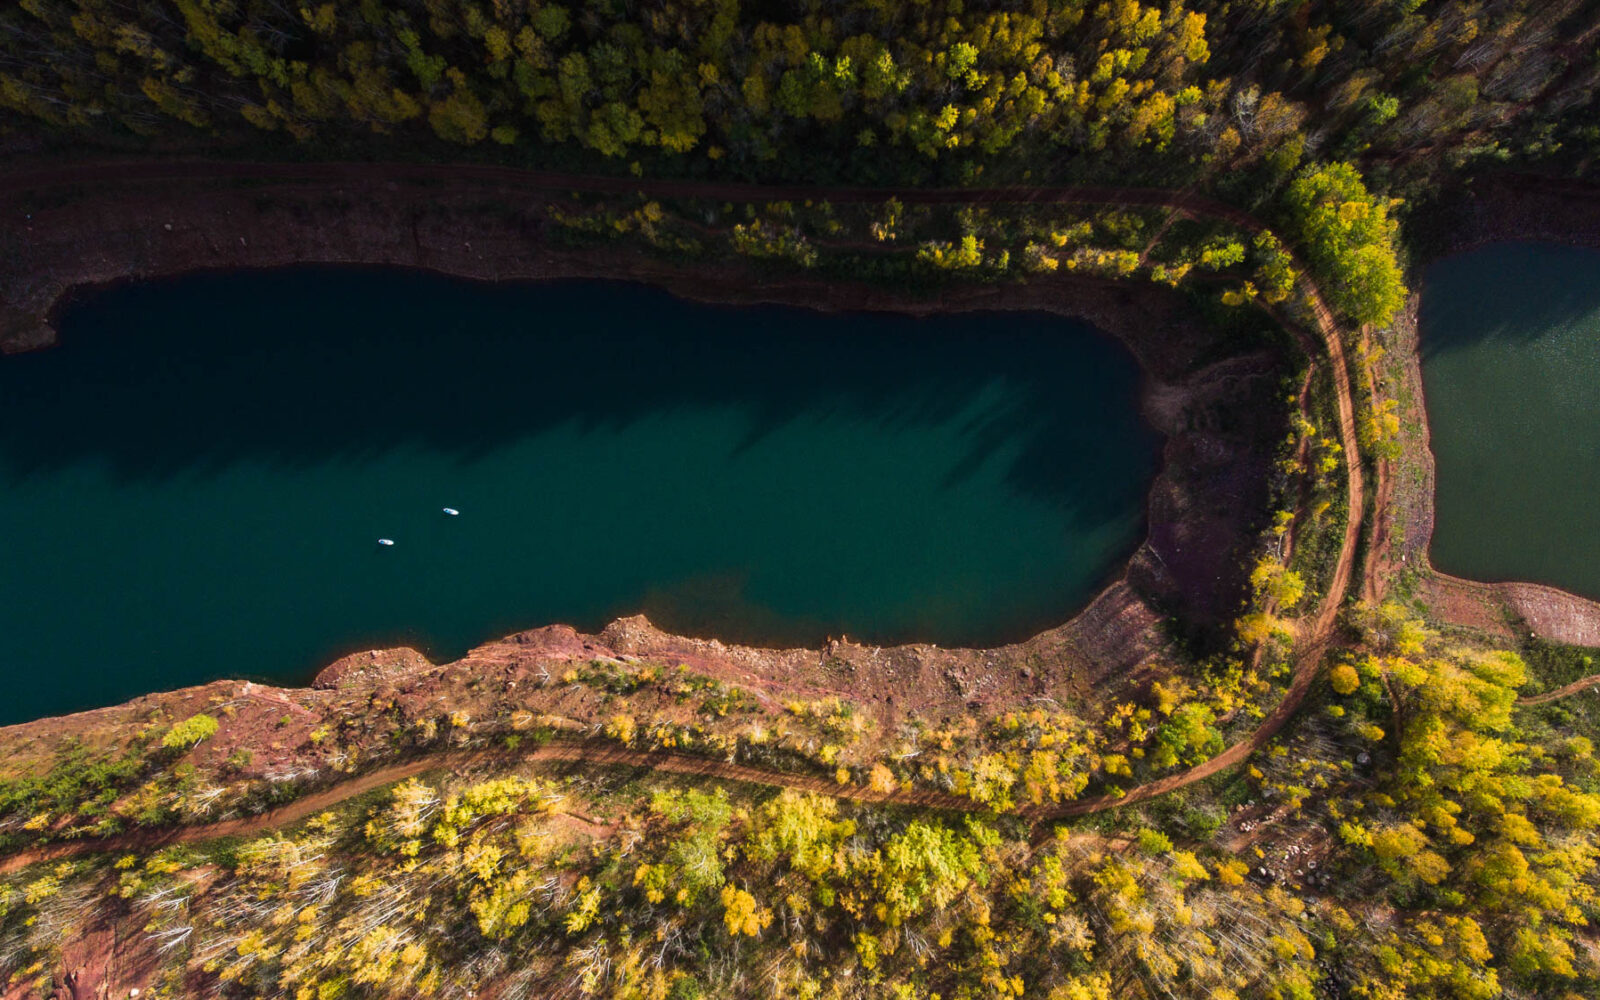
1421 242 1600 599
0 268 1160 724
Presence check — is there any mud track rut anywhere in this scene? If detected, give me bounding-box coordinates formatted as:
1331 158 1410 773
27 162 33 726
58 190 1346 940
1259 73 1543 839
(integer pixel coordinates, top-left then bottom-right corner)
1518 673 1600 707
0 160 1373 870
0 743 981 876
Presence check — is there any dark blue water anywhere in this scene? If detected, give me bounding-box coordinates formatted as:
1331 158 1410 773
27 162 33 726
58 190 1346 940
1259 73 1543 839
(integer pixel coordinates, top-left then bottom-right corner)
0 268 1160 724
1421 242 1600 599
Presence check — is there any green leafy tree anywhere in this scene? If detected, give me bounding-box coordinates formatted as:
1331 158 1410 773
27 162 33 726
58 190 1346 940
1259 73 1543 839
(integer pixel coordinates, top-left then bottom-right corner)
1282 162 1407 326
161 713 218 750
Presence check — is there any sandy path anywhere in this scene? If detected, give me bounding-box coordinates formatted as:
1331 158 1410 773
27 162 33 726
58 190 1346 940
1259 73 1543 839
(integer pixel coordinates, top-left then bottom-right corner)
0 741 984 876
1518 673 1600 706
1042 273 1368 816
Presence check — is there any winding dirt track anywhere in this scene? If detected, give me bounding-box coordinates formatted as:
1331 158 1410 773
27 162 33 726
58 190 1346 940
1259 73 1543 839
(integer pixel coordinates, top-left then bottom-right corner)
1046 260 1367 816
1519 673 1600 706
0 159 1370 869
0 742 984 876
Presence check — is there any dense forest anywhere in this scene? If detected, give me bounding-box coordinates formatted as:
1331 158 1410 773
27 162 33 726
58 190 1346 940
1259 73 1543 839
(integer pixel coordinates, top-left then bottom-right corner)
1 0 1596 187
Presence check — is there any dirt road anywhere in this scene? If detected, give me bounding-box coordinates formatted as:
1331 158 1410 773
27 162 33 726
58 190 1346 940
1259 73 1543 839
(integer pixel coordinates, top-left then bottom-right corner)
1518 672 1600 706
0 741 982 876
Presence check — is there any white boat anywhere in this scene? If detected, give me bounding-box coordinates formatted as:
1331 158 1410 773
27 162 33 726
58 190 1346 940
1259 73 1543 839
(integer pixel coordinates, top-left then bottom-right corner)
442 507 460 516
378 538 395 546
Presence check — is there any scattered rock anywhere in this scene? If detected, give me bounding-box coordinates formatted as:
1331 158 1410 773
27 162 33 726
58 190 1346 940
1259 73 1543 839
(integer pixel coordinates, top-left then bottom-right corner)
314 647 433 690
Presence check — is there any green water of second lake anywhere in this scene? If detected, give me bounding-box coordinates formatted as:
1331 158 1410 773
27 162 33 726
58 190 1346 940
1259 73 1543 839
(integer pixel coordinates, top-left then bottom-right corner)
1421 241 1600 600
0 268 1160 725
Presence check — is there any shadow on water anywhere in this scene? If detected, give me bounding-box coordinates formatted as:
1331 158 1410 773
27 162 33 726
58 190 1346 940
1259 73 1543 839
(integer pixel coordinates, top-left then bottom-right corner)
0 267 1163 723
5 267 1157 526
1420 242 1600 358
